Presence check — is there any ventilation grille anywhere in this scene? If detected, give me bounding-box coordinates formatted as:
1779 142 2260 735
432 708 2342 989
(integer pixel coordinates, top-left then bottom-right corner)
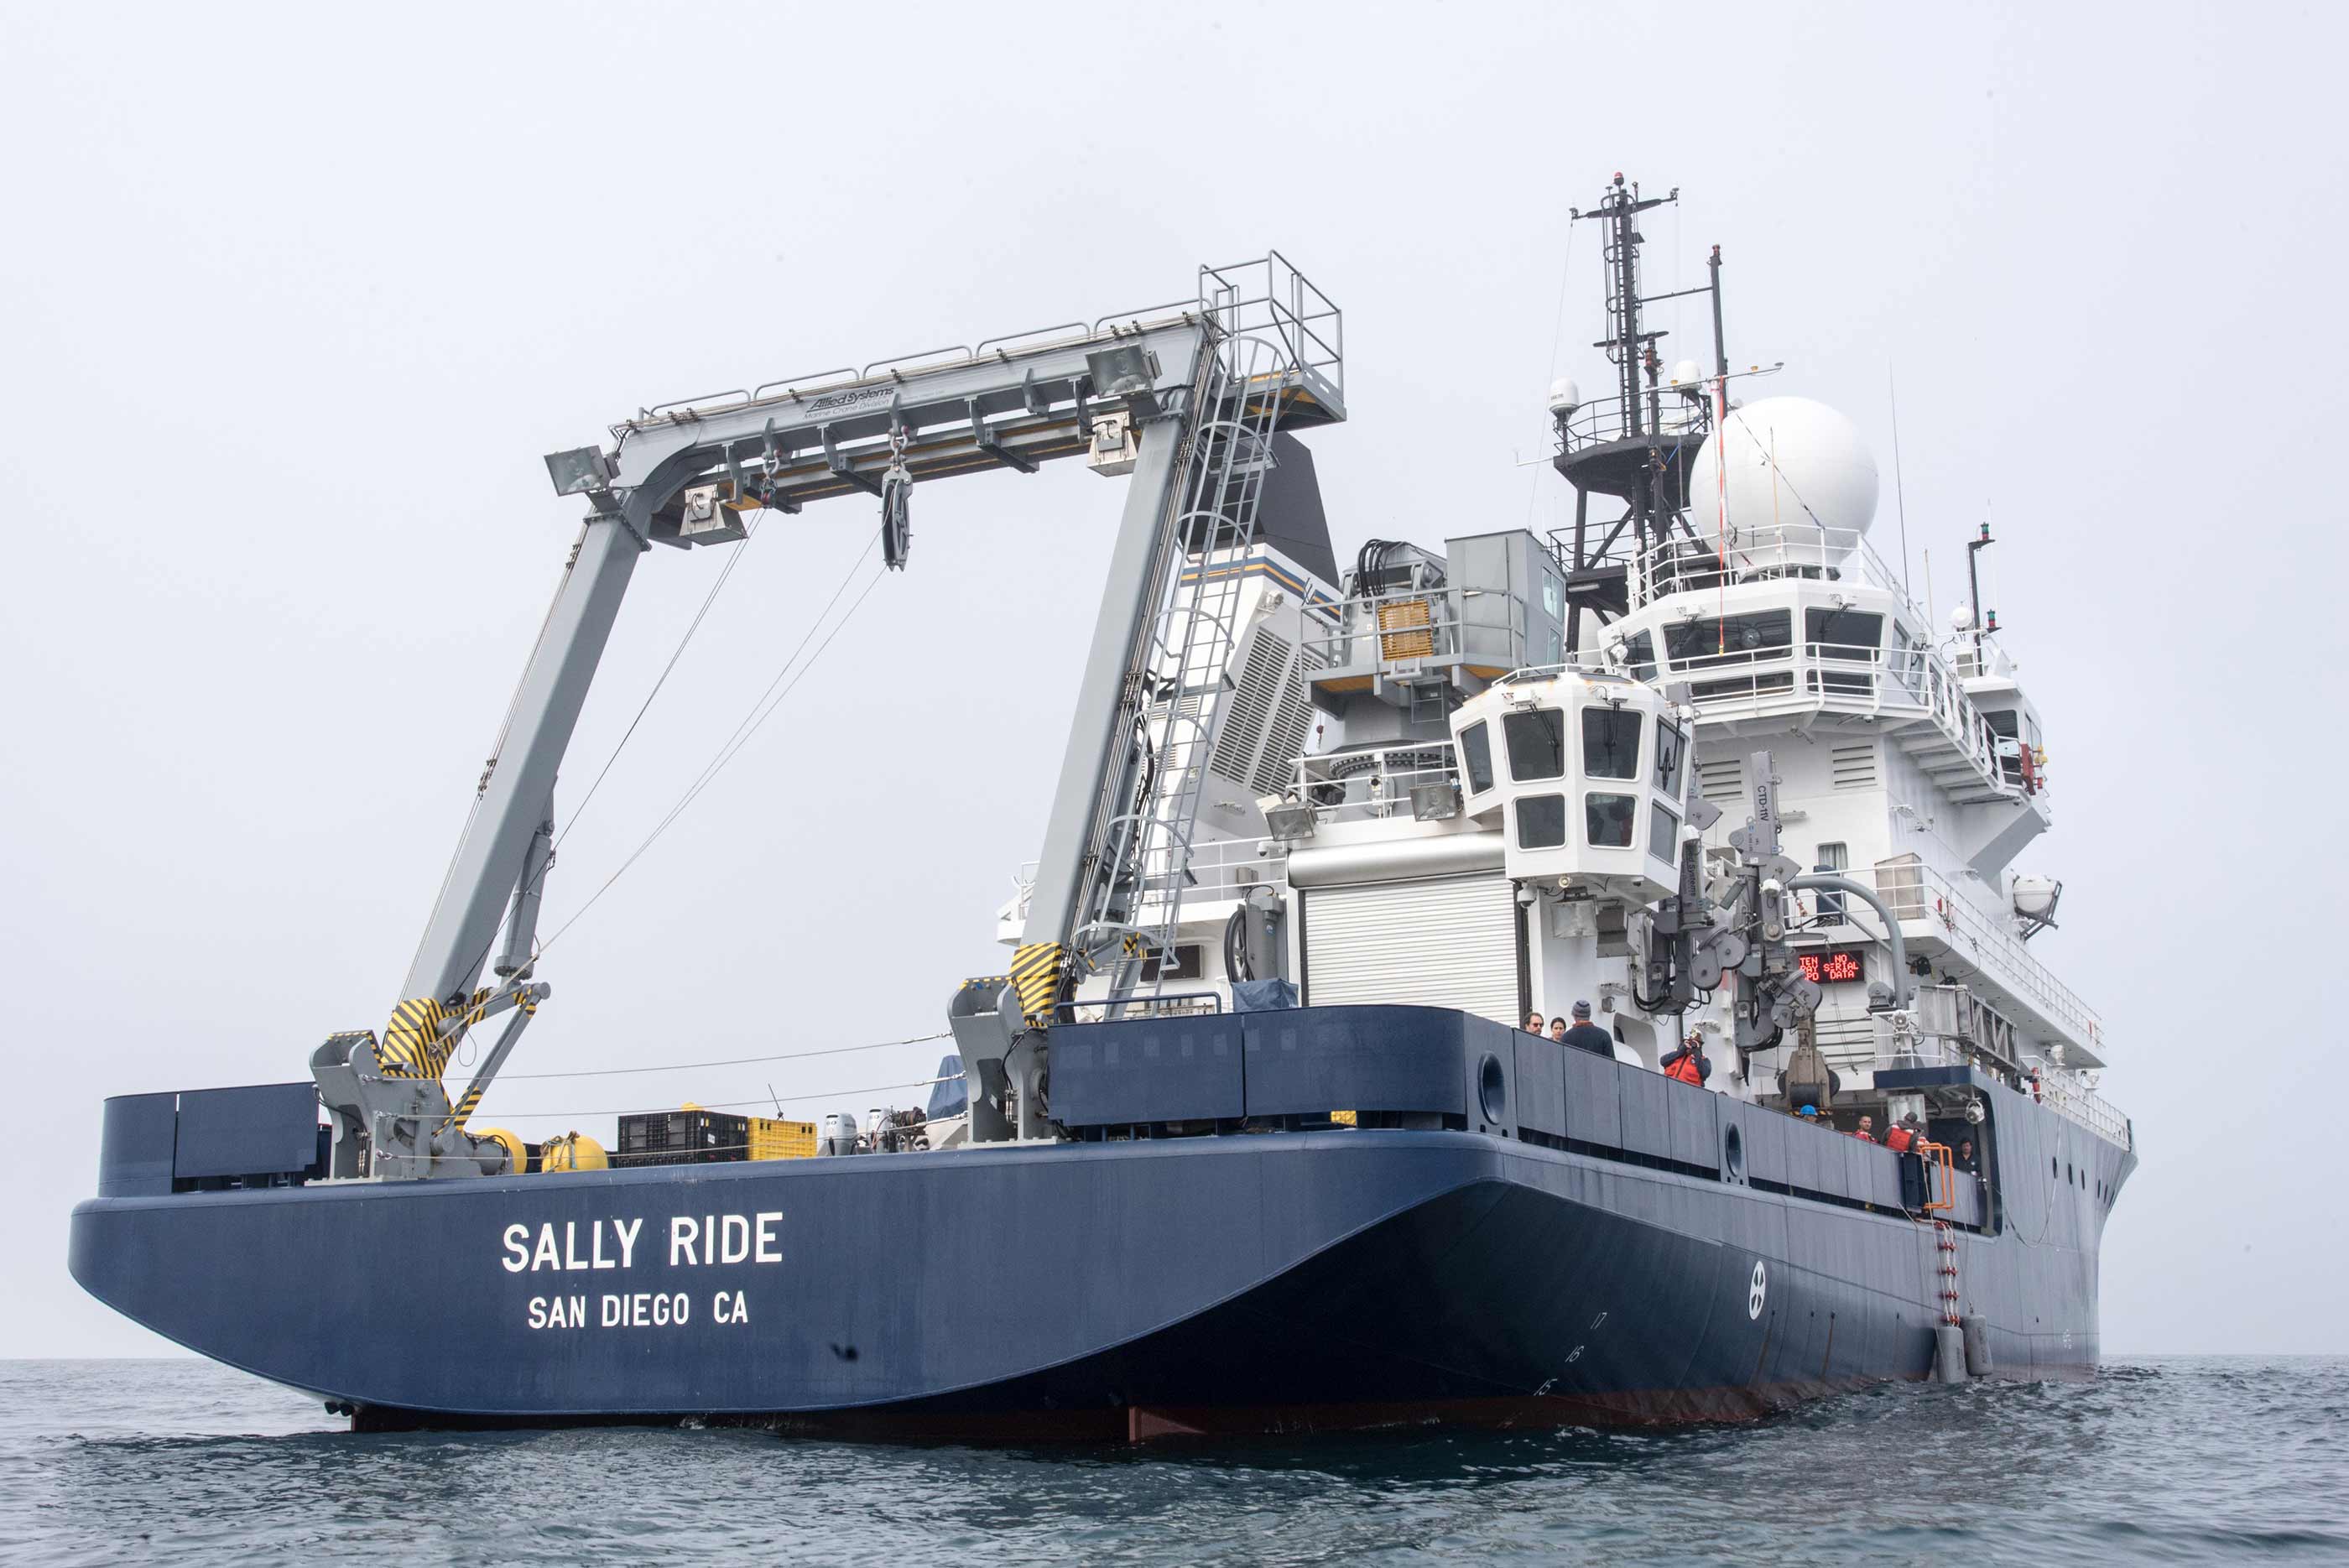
1831 742 1878 790
1698 756 1746 806
1252 654 1317 798
1205 628 1308 799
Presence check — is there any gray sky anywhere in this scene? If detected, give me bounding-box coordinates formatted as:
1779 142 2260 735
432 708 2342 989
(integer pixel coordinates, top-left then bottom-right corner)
4 2 2341 1358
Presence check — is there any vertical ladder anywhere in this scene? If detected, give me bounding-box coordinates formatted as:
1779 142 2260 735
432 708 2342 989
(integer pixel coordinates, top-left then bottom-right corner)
1933 1219 1961 1327
1072 330 1299 998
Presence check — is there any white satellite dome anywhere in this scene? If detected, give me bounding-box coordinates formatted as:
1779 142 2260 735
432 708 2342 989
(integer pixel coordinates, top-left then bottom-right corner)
1547 377 1582 416
1668 358 1706 391
1685 397 1879 570
2011 874 2060 919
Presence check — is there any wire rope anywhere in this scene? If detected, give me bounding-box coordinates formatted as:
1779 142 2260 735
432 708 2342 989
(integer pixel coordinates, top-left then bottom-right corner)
534 537 886 956
447 517 768 992
553 518 761 855
1526 219 1581 528
473 1072 963 1123
489 1029 952 1081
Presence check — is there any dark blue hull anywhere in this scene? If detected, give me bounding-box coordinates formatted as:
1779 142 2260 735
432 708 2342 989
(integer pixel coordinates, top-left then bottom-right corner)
70 1063 2131 1435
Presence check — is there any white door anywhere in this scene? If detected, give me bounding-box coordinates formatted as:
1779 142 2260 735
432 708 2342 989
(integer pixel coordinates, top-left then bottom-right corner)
1302 873 1519 1024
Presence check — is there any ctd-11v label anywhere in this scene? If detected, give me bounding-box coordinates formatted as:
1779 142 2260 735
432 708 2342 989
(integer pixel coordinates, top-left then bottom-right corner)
501 1211 781 1332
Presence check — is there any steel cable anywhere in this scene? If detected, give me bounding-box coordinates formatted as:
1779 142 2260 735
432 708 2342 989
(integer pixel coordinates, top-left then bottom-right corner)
489 1029 952 1081
534 534 885 956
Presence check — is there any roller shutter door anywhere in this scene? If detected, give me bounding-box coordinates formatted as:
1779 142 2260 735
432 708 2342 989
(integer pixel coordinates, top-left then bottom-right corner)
1302 873 1519 1024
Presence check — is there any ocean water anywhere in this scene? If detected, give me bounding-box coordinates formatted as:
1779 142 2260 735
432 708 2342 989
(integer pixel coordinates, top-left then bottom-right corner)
0 1357 2337 1565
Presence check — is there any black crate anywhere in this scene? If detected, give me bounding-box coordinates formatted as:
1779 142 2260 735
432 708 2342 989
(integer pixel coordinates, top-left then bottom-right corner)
616 1110 751 1165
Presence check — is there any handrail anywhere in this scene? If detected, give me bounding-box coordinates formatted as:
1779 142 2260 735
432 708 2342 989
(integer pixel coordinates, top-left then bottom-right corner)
1059 989 1225 1024
1810 862 2103 1051
1633 523 1920 621
1918 1139 1956 1213
1294 740 1462 826
2037 1074 2133 1149
632 253 1340 434
974 322 1090 358
861 343 977 380
1643 624 2033 801
747 367 858 403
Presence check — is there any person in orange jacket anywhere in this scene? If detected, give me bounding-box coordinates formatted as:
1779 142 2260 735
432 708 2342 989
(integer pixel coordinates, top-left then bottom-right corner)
1852 1113 1878 1143
1885 1112 1924 1154
1661 1032 1711 1086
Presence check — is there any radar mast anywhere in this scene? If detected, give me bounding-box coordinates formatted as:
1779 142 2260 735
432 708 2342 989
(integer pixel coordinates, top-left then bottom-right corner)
1552 174 1729 653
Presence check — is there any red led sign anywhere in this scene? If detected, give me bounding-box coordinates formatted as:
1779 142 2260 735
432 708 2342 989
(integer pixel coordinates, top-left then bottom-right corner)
1797 948 1867 985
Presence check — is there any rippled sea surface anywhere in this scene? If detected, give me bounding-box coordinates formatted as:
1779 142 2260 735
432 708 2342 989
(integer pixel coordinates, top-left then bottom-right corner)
0 1357 2337 1565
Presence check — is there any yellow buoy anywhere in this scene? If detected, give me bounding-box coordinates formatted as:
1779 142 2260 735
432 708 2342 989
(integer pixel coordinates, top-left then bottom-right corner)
541 1132 609 1172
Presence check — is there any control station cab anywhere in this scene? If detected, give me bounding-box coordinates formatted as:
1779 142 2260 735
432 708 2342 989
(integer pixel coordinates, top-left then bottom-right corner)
1450 669 1689 907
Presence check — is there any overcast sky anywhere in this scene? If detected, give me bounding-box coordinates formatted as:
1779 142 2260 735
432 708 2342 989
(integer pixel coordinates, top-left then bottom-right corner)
4 2 2341 1359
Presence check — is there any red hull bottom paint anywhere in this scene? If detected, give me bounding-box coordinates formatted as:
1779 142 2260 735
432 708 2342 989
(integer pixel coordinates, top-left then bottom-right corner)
356 1371 2104 1443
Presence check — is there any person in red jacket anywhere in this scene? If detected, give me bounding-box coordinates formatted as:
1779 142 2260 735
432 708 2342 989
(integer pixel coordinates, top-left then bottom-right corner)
1852 1114 1878 1143
1888 1112 1924 1154
1661 1032 1711 1086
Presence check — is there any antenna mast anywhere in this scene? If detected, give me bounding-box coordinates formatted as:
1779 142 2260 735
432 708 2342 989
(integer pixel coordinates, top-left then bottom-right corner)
1552 174 1714 653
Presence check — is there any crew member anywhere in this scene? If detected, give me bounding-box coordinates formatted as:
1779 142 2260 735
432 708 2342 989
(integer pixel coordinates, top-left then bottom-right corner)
1884 1114 1916 1154
1661 1031 1711 1086
1560 1000 1614 1059
1956 1137 1982 1177
1852 1113 1877 1143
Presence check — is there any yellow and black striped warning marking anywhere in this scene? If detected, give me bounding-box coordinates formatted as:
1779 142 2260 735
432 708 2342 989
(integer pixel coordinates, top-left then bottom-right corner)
1009 941 1065 1026
379 997 451 1080
379 987 494 1082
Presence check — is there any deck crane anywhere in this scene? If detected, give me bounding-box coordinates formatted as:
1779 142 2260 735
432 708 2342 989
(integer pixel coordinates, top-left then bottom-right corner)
310 256 1346 1177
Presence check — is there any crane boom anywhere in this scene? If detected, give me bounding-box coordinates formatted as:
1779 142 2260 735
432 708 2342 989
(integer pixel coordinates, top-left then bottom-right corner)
329 258 1343 1180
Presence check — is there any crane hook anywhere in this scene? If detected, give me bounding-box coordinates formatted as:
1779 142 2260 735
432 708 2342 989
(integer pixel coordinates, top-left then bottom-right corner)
880 420 912 570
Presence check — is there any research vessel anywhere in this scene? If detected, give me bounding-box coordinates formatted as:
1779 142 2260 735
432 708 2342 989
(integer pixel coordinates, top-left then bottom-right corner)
70 179 2133 1436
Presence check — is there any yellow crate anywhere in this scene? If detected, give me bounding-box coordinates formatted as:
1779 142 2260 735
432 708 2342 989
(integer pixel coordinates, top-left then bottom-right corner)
1376 599 1435 661
747 1117 819 1160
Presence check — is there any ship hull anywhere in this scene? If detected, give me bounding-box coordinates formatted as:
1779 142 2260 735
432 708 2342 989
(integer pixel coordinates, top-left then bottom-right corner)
69 1112 2127 1436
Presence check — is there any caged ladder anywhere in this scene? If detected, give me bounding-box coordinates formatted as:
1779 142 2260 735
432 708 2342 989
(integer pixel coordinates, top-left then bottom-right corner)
1070 319 1305 1008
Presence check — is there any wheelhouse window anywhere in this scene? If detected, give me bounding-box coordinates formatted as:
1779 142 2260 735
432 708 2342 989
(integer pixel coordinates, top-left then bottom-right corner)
1517 793 1566 849
1892 622 1928 701
1653 719 1687 797
1649 803 1680 863
1503 707 1566 781
1805 607 1883 695
1586 793 1637 847
1804 607 1883 654
1620 631 1657 684
1985 709 2026 784
1581 706 1641 780
1460 721 1495 794
1662 610 1792 667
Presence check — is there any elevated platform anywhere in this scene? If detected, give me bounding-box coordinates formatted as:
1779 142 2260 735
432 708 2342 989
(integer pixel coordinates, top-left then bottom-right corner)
602 253 1345 526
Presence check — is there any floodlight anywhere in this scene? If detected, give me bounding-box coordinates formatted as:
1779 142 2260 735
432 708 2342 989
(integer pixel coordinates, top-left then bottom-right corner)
1409 784 1461 822
544 446 617 497
1265 802 1317 843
